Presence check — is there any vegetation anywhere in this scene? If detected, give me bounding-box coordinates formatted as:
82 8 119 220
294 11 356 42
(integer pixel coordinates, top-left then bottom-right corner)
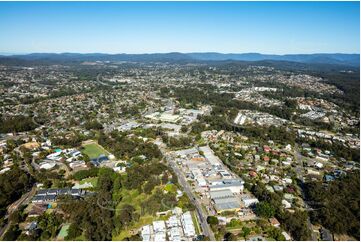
98 131 162 160
81 143 109 159
304 171 360 239
0 115 37 133
0 166 34 217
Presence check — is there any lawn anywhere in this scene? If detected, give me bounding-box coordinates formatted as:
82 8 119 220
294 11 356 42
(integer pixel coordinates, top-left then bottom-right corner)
114 189 148 214
80 177 98 187
112 185 169 240
81 143 109 159
164 183 177 193
112 215 155 240
57 223 70 240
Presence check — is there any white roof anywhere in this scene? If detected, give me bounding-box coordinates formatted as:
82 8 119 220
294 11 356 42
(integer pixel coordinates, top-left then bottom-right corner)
154 232 166 241
169 227 182 241
167 215 180 227
153 220 166 232
199 146 222 166
181 212 196 237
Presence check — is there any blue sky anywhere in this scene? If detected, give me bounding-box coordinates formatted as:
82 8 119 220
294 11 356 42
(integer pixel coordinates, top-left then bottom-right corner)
0 1 359 54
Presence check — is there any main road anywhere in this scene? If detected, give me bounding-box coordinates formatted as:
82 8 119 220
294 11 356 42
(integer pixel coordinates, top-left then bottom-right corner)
156 140 215 240
0 185 36 239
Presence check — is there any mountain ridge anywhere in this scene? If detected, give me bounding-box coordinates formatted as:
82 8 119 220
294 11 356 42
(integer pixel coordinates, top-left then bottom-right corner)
0 52 359 66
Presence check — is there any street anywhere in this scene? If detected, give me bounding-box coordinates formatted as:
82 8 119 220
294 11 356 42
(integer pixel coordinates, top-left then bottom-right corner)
0 185 36 239
156 139 215 240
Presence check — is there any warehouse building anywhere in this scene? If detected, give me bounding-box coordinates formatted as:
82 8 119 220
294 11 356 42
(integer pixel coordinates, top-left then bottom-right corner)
210 189 241 214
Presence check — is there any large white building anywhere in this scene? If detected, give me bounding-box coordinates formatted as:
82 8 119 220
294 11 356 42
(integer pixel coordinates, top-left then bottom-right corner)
181 211 196 238
209 179 244 193
153 220 166 241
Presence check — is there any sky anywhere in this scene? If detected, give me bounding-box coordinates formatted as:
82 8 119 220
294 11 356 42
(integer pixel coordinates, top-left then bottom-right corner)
0 1 359 54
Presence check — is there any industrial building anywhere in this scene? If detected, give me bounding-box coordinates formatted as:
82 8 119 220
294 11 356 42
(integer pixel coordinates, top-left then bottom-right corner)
209 189 241 214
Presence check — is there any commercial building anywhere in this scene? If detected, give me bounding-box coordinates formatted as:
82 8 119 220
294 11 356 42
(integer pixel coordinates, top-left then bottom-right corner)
181 211 196 238
209 179 244 193
209 189 241 214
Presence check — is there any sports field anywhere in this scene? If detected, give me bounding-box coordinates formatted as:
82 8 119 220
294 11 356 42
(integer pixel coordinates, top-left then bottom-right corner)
82 143 109 159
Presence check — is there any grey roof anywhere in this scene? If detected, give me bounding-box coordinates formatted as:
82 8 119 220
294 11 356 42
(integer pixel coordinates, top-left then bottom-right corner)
320 228 333 241
32 195 46 201
45 194 56 201
210 189 234 200
175 148 198 156
214 201 240 211
209 181 244 190
36 190 48 196
47 189 58 194
212 190 241 211
58 188 70 195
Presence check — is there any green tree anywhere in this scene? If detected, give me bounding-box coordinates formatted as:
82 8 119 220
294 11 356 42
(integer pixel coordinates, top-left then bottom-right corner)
207 216 219 225
255 201 276 218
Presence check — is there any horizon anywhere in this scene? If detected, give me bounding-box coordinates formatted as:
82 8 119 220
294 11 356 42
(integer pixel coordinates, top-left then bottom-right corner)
0 1 359 54
0 51 360 56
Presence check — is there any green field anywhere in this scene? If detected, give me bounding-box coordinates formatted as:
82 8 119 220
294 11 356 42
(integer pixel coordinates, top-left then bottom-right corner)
81 143 110 159
57 223 70 240
112 186 169 240
80 177 98 187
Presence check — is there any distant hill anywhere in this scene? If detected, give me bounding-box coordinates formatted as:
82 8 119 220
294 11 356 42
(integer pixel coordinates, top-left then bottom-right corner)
188 52 360 66
0 52 359 66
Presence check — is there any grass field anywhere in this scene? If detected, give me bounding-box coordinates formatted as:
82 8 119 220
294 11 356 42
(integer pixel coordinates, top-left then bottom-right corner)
112 186 168 240
81 143 109 159
57 223 70 240
79 177 98 187
112 215 155 240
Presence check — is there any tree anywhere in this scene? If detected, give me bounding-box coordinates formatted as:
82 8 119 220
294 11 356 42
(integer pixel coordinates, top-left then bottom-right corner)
255 201 276 218
241 226 251 239
3 225 21 240
304 171 360 239
207 216 219 225
267 227 286 241
117 204 139 229
65 223 82 240
224 232 237 241
279 210 311 240
180 125 188 133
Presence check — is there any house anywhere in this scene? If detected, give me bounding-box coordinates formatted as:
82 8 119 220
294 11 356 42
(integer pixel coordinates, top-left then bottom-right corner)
324 175 335 182
241 194 259 207
25 221 38 235
27 204 47 217
320 227 333 241
263 145 271 153
282 199 292 209
269 217 280 227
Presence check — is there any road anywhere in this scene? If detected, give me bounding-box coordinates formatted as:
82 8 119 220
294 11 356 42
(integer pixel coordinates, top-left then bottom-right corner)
0 185 36 239
96 73 112 86
294 144 318 241
156 140 215 240
168 159 215 240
